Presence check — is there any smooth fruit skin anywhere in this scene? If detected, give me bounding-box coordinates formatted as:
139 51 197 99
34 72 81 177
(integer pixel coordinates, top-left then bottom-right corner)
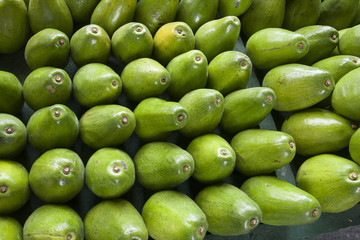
0 0 29 54
29 148 84 203
73 63 122 108
283 0 321 31
85 199 148 240
339 25 360 58
142 190 208 240
27 104 79 152
0 217 22 240
23 67 72 111
241 176 322 226
24 28 70 70
350 128 360 165
297 154 360 213
219 0 253 17
23 204 84 240
187 134 236 184
134 142 194 190
0 71 23 114
195 183 262 236
64 0 99 23
0 114 27 159
79 105 135 149
85 148 135 199
0 160 30 214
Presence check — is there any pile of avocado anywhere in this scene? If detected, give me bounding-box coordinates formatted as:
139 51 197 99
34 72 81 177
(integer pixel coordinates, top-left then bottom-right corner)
1 0 360 239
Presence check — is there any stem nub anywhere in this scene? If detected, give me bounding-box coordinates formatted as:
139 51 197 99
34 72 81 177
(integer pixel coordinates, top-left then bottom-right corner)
0 185 7 193
250 218 258 226
349 172 358 180
113 165 121 173
63 166 71 175
5 127 14 134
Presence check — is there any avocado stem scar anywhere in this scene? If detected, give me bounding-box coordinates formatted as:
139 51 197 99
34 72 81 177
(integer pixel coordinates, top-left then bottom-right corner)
113 165 121 173
58 38 65 46
351 123 357 130
5 126 14 134
63 166 71 175
289 141 295 149
66 234 72 240
221 150 227 156
352 58 358 63
198 225 204 235
241 61 247 67
250 218 258 226
122 116 128 125
183 165 190 172
54 110 61 117
330 34 337 40
91 27 98 34
177 29 183 34
112 81 117 87
55 75 62 83
160 77 167 83
195 56 201 62
215 97 221 105
266 95 273 103
324 79 331 87
297 42 304 49
0 185 7 193
349 172 358 180
312 209 319 217
177 114 184 122
136 26 142 32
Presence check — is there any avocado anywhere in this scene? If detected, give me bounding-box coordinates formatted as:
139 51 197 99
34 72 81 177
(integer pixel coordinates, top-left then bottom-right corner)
283 0 321 31
218 0 253 17
350 128 360 165
339 24 360 57
142 190 208 240
331 28 349 56
0 71 23 115
64 0 99 23
0 217 22 240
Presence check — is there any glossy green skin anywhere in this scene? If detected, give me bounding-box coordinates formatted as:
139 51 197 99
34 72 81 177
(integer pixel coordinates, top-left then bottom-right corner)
339 25 360 57
317 0 358 31
91 0 136 36
246 28 309 70
350 128 360 165
64 0 99 23
240 0 285 38
135 0 178 36
297 154 360 213
0 217 22 240
351 3 360 26
195 16 241 61
27 104 79 152
29 149 84 203
112 22 153 64
231 129 296 176
207 51 252 96
0 160 30 214
134 142 194 190
332 68 360 121
80 105 135 149
187 134 235 184
142 190 208 240
176 0 219 32
220 87 276 133
179 89 224 138
73 63 122 108
241 176 322 226
85 148 135 198
70 24 111 67
296 25 339 65
219 0 253 17
134 98 189 142
281 108 355 156
28 0 73 37
0 114 27 158
0 71 23 115
283 0 321 31
24 28 70 70
23 204 84 240
121 58 171 102
153 22 195 66
195 183 262 236
0 0 29 54
23 67 72 111
85 199 148 240
263 64 334 111
166 50 208 100
331 28 348 56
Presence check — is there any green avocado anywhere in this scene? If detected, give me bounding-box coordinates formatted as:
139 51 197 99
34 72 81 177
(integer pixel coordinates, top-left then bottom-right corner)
134 142 194 190
176 0 219 33
207 51 252 96
79 104 135 149
85 199 148 240
28 0 73 37
73 63 122 108
297 154 360 213
85 148 135 199
64 0 99 23
91 0 136 37
153 21 195 66
0 217 22 240
0 160 30 214
29 148 84 203
350 128 360 165
0 0 29 54
142 190 208 240
23 67 72 111
351 2 360 26
331 28 349 56
167 50 208 100
195 16 241 61
283 0 321 31
134 98 189 142
219 0 253 17
220 87 276 133
70 24 111 67
112 22 154 64
246 28 309 70
179 89 224 138
134 0 178 36
339 25 360 57
195 183 262 236
24 28 70 70
281 108 356 156
27 104 79 152
0 71 23 115
231 129 296 176
121 58 171 102
0 114 27 159
187 134 236 184
23 204 84 240
241 176 322 226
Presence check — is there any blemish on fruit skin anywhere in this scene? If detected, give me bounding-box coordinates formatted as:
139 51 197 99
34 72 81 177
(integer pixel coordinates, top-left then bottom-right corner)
351 123 357 130
120 161 127 170
45 84 56 94
198 225 204 235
